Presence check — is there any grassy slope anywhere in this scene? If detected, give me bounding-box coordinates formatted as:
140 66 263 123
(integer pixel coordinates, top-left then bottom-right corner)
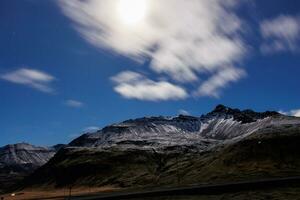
183 124 300 184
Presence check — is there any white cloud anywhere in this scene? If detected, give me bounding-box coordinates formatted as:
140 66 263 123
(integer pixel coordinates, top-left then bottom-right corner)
1 68 55 93
196 67 246 98
64 99 84 108
291 109 300 117
111 71 188 101
58 0 247 99
278 110 288 115
279 109 300 117
82 126 100 133
178 109 190 115
260 14 300 54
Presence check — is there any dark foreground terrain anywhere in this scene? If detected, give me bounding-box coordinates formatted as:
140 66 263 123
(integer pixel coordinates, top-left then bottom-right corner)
2 178 300 200
127 187 300 200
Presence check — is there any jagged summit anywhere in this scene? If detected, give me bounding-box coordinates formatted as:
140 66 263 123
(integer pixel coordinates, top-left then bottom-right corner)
211 104 233 113
117 104 280 125
69 105 290 149
207 104 281 123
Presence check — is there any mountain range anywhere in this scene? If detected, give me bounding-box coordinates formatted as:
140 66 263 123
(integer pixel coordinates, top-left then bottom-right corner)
1 105 300 192
69 104 282 150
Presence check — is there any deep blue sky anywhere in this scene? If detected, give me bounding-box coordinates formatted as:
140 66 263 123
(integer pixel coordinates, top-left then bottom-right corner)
0 0 300 146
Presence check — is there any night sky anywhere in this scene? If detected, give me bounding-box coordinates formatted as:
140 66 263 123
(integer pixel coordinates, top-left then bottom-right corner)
0 0 300 146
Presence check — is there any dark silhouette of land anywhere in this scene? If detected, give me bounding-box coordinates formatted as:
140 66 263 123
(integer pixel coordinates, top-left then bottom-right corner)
69 176 300 200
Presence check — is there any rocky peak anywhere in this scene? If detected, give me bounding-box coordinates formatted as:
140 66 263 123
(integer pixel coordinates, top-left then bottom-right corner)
208 104 240 115
212 104 232 112
206 104 281 123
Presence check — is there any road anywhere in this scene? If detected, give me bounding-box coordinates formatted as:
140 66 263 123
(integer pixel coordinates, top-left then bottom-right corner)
70 176 300 200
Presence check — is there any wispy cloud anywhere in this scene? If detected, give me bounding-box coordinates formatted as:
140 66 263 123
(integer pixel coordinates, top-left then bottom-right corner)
111 71 187 101
292 109 300 117
260 14 300 54
69 126 100 139
58 0 248 100
1 68 55 93
178 109 190 115
82 126 100 133
279 109 300 117
196 67 246 98
64 99 84 108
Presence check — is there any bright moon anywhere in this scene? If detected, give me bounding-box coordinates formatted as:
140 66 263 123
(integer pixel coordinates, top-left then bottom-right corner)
118 0 148 25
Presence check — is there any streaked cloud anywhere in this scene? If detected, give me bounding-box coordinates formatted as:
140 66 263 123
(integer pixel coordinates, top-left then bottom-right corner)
82 126 100 133
292 109 300 117
279 109 300 117
260 14 300 54
111 71 188 101
58 0 248 100
178 109 190 115
0 68 55 93
64 99 84 108
69 126 100 138
196 67 246 98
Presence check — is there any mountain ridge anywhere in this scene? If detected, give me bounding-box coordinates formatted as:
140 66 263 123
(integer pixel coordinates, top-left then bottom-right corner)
69 104 283 149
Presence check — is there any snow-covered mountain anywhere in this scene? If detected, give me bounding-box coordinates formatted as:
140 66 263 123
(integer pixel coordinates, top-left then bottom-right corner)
0 143 65 192
0 143 62 172
70 105 298 150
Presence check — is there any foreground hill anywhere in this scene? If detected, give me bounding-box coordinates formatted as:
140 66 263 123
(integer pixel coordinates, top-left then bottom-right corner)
21 105 300 190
